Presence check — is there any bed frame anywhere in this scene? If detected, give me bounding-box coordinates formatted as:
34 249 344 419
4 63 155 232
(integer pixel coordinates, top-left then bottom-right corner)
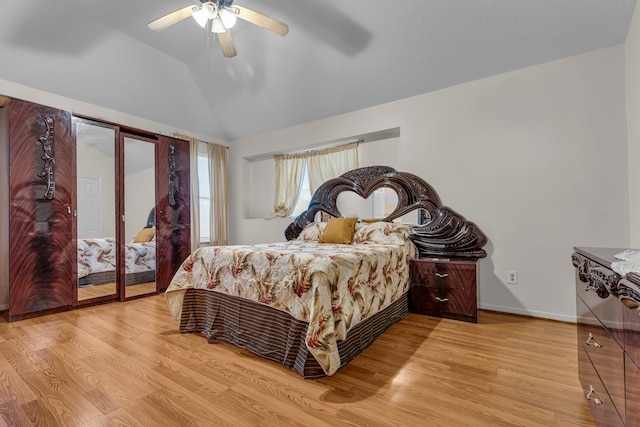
179 166 487 378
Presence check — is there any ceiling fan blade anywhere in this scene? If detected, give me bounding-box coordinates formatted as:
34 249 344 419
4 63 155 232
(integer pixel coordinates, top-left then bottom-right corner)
217 30 237 58
234 5 289 37
148 5 200 31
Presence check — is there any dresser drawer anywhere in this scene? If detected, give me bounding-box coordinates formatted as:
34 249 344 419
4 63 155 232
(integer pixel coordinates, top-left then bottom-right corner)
578 348 624 427
625 354 640 426
621 277 640 366
576 296 625 418
623 301 640 366
575 264 624 346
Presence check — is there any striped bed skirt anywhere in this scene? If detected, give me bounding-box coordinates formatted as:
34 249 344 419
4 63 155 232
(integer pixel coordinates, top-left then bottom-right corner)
179 288 409 378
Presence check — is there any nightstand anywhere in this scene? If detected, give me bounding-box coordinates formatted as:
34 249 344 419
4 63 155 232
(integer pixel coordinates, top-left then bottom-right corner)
409 257 479 323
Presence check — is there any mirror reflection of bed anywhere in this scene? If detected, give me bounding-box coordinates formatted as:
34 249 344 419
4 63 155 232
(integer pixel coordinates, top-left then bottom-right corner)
123 136 157 300
75 121 157 302
76 121 118 302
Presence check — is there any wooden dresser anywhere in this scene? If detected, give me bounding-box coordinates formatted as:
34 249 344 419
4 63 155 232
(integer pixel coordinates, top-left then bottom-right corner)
572 247 640 426
409 257 479 323
0 98 191 321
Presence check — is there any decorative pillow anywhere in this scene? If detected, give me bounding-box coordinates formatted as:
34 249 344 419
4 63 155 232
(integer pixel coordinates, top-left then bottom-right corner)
133 227 155 243
318 217 358 244
297 222 327 242
353 222 414 245
360 218 382 224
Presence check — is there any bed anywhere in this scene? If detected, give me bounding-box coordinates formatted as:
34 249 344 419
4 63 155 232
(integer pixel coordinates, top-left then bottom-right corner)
165 166 487 378
77 235 156 286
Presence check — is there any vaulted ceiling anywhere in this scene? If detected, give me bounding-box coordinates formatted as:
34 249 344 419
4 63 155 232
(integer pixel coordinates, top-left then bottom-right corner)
0 0 636 142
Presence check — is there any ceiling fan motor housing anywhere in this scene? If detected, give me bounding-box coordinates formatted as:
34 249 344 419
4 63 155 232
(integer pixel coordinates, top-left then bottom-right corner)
200 0 234 6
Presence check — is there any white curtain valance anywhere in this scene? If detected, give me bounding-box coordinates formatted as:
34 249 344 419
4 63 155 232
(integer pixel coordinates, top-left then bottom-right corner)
267 142 358 219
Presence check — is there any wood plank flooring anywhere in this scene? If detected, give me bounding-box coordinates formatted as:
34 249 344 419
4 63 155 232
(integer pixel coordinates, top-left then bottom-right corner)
0 296 595 426
78 282 157 301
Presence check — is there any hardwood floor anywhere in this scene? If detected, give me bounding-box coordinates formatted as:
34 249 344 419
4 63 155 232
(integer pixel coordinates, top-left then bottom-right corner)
77 283 117 300
77 282 157 301
0 296 594 426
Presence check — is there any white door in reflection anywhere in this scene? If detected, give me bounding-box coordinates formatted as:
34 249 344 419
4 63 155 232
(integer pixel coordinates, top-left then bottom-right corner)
77 176 102 238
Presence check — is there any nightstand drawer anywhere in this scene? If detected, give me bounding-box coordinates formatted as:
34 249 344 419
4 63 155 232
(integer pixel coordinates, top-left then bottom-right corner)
409 257 479 322
409 258 477 289
409 285 476 320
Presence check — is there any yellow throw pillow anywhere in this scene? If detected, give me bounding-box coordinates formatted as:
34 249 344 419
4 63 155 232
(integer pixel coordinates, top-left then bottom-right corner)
133 227 155 243
318 217 358 244
360 218 382 224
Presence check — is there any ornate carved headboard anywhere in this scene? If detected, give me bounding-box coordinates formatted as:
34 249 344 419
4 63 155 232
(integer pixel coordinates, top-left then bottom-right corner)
285 166 487 258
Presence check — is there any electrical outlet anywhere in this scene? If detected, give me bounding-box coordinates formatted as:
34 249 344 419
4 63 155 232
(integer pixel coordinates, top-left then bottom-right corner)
507 270 518 284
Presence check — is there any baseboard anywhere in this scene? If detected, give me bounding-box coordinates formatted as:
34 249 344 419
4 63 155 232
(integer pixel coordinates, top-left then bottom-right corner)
479 303 576 323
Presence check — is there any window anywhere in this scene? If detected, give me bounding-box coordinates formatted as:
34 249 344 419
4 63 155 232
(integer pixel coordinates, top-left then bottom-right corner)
270 142 358 219
198 144 211 243
291 166 310 217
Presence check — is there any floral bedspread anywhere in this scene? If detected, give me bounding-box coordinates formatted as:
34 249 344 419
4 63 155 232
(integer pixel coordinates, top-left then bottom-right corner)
165 239 417 375
77 238 156 278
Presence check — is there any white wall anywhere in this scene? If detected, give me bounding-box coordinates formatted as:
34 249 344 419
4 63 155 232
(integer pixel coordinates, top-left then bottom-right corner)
230 46 630 322
125 167 156 242
627 5 640 247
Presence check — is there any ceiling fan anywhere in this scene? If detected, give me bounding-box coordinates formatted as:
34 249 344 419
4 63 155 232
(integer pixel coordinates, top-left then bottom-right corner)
148 0 289 58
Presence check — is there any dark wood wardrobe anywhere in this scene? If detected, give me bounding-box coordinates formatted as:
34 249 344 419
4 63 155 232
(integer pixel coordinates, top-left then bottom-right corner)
0 98 191 321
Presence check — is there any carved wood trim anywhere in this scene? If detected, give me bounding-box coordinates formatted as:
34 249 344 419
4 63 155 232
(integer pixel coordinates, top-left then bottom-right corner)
571 252 590 283
156 136 191 291
285 166 488 258
572 252 621 299
589 265 617 298
619 273 640 309
37 116 56 200
168 143 178 207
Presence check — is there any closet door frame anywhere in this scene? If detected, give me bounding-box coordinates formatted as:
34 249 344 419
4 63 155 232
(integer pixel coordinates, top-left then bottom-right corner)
72 117 121 307
119 132 159 302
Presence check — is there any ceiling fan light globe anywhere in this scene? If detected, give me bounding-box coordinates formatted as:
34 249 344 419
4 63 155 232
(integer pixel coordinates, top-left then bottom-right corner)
211 16 226 33
219 8 237 28
192 9 209 27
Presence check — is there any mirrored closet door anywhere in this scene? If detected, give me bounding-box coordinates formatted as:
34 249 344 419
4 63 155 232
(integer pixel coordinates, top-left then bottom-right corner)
75 119 118 302
75 121 159 303
122 134 157 299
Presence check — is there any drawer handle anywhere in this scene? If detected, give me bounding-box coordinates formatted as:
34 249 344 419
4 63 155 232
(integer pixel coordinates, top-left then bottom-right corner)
585 333 603 348
586 385 603 405
435 273 449 278
435 297 449 302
